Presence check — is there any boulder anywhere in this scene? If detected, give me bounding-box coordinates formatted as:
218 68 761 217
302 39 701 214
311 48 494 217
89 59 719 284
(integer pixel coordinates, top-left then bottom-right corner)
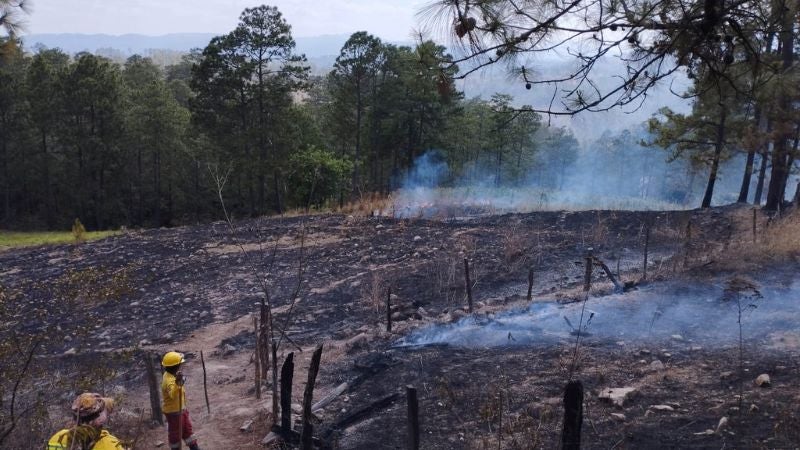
599 387 637 407
755 374 771 387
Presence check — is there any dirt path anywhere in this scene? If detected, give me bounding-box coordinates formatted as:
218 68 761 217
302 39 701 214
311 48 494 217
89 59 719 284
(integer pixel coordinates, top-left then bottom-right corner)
135 315 270 448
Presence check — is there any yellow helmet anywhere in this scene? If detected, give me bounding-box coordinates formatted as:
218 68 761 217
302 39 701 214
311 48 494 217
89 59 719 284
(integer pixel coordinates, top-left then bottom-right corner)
162 351 185 367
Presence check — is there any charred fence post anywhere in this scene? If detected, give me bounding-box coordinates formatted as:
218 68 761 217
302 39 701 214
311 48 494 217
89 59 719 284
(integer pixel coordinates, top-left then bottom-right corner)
464 258 474 313
643 223 651 281
683 219 692 268
406 385 420 450
280 352 295 433
200 350 210 414
583 249 593 292
301 344 323 450
253 315 262 399
143 352 164 425
527 267 534 302
562 380 584 450
386 286 393 332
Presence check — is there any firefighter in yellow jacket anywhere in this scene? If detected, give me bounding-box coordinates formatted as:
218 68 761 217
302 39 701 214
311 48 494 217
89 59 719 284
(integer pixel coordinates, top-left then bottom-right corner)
47 393 126 450
162 351 201 450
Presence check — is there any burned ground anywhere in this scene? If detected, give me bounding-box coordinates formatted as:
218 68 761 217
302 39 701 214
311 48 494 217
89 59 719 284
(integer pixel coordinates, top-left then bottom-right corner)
1 205 798 448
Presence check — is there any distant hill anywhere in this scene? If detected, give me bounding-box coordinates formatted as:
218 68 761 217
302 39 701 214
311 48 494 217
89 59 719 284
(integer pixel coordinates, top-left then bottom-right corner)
21 33 393 59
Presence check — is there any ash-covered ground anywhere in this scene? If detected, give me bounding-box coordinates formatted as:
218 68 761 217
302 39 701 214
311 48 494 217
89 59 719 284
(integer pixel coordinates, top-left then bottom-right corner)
2 205 799 448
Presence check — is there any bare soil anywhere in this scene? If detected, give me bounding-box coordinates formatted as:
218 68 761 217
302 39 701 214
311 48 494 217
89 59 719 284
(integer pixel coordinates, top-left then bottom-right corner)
2 205 798 449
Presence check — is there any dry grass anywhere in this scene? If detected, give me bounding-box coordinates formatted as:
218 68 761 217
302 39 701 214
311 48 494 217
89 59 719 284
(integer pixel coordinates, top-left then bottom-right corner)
338 192 393 217
714 210 800 271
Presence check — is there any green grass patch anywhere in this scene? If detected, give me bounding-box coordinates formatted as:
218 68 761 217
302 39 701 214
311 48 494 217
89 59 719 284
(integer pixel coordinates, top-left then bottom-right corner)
0 230 119 251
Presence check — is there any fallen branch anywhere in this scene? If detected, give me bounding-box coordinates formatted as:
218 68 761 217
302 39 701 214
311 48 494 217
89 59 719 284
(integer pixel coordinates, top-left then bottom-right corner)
322 393 401 439
311 381 349 413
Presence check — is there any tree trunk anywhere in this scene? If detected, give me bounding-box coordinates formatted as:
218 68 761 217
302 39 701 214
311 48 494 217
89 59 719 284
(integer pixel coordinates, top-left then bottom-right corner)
737 108 761 203
754 149 768 205
352 78 363 198
765 1 795 211
701 106 726 209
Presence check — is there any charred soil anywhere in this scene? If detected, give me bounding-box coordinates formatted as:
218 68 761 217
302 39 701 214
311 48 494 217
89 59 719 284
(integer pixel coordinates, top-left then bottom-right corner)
1 205 798 449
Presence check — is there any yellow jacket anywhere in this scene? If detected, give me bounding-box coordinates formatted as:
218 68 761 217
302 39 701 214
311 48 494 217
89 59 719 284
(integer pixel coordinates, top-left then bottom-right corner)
47 429 124 450
161 371 186 414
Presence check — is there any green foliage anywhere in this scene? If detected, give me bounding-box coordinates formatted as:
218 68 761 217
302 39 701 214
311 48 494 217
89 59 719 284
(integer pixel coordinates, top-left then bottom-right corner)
0 230 117 250
286 146 352 209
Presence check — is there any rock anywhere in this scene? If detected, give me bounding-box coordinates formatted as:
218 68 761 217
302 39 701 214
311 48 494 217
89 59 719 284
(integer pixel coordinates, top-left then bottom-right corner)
240 419 254 432
755 374 771 387
720 371 734 380
182 297 192 304
715 416 729 433
690 345 703 352
223 344 237 356
611 413 626 422
413 235 422 242
749 404 759 413
639 349 651 356
63 348 77 356
670 334 684 341
375 224 384 229
649 405 675 412
599 387 637 407
649 360 666 371
155 441 165 447
292 403 303 414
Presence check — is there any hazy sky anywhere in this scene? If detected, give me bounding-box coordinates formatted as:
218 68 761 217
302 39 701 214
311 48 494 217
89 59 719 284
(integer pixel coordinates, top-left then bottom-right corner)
22 0 430 40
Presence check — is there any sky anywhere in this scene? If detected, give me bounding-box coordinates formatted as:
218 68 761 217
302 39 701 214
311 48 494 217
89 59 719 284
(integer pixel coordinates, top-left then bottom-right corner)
21 0 430 40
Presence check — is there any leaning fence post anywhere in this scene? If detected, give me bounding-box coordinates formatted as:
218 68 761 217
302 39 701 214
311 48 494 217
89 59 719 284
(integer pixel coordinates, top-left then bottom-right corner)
143 352 164 425
200 350 210 414
406 385 420 450
301 344 323 450
463 258 474 313
562 380 584 450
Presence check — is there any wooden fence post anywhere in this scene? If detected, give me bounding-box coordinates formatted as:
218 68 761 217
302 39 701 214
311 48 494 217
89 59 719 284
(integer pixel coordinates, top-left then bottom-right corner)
562 380 584 450
386 286 392 332
280 352 295 433
583 249 593 292
464 258 473 313
643 224 650 281
527 268 534 302
406 385 420 450
143 352 164 425
301 345 323 450
752 208 757 243
200 350 210 414
253 315 261 399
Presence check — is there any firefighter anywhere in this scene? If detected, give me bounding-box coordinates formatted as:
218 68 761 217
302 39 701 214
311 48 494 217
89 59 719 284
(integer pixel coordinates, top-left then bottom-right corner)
47 393 125 450
162 351 201 450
